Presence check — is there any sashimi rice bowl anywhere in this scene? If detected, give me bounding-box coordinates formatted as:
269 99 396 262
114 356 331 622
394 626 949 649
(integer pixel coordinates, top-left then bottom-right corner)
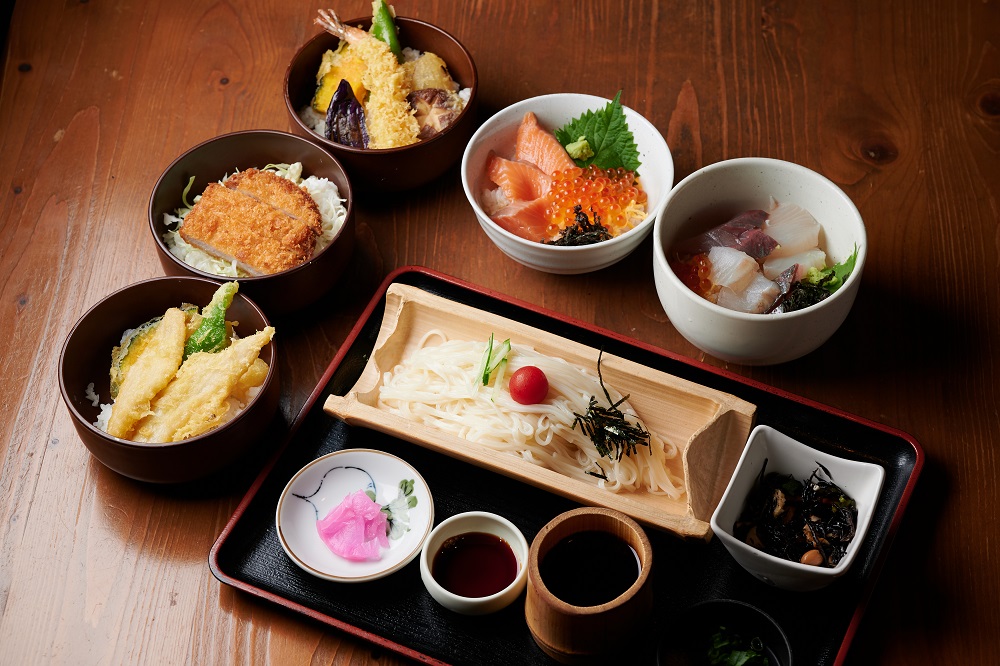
652 157 867 365
461 93 674 274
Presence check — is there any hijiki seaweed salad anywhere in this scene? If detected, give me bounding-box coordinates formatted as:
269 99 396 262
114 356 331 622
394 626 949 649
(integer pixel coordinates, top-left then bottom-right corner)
733 461 858 568
299 2 471 149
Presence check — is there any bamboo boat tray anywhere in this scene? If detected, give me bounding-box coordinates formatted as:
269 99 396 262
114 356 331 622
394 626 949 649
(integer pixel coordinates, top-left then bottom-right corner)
210 266 923 666
323 282 757 540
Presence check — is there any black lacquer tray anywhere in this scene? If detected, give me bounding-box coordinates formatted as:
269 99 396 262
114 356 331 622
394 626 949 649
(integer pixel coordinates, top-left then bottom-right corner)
209 266 923 665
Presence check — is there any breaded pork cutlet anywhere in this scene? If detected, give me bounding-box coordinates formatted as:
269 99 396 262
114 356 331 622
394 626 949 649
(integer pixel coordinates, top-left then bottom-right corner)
178 169 322 275
225 169 323 236
179 182 317 275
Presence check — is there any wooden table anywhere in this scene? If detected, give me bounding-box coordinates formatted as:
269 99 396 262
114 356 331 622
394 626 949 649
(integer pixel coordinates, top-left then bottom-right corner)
2 0 997 663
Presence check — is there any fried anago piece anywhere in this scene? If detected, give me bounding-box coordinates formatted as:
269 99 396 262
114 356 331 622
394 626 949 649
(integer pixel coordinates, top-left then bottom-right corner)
106 307 187 439
130 327 275 443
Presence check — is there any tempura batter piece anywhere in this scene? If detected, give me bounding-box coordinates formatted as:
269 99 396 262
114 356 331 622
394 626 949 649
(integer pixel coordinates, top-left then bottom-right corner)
178 183 315 275
130 327 275 443
106 307 187 439
233 357 269 401
225 169 323 236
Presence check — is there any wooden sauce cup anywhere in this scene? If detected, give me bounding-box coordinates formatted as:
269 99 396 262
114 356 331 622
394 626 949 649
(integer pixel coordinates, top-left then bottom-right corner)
525 507 654 664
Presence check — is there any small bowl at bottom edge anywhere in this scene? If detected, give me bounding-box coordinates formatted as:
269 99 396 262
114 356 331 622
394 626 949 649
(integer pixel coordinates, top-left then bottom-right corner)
656 599 793 666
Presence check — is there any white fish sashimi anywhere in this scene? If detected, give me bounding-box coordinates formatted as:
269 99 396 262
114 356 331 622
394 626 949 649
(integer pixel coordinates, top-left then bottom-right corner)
763 248 828 280
708 246 760 293
764 202 821 258
716 273 781 314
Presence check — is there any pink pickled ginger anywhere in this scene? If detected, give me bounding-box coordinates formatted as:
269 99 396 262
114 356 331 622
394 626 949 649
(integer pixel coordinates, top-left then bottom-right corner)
317 490 389 561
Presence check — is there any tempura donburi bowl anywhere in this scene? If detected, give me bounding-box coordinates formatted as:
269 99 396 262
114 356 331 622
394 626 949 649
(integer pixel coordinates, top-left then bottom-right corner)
285 16 478 193
58 276 280 484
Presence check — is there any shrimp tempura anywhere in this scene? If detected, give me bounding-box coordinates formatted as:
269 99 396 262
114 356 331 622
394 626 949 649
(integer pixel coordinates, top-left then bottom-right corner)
315 8 419 149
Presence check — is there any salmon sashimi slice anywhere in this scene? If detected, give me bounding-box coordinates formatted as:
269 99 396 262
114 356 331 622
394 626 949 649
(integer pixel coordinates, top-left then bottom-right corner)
515 112 576 177
487 153 552 202
491 197 551 243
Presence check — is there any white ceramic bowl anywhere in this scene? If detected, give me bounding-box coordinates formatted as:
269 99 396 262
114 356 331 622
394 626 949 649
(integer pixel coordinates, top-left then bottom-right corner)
461 93 674 274
652 157 867 365
275 449 433 583
710 425 885 592
419 511 529 615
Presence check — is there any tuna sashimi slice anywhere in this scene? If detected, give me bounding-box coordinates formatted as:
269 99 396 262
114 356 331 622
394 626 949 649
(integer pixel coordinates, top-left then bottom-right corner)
487 153 552 202
316 489 389 562
515 112 576 177
674 209 778 259
491 197 551 242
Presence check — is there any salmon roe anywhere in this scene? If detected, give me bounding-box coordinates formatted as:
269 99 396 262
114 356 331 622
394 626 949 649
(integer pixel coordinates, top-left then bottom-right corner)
671 252 715 297
543 165 648 238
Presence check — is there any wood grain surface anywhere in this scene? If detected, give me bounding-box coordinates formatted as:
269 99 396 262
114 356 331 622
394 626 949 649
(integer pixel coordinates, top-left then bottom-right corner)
1 0 997 664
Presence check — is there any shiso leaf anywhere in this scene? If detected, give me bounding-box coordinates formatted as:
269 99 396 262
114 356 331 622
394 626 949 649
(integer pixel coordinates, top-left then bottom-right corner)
802 243 859 295
554 91 641 172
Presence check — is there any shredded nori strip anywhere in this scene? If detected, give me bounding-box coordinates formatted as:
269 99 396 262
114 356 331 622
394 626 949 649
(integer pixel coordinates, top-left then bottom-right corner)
544 205 613 246
572 349 651 462
767 280 831 313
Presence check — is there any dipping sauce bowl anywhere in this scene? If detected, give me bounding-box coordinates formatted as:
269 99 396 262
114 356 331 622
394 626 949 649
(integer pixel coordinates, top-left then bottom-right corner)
419 511 528 615
525 507 653 664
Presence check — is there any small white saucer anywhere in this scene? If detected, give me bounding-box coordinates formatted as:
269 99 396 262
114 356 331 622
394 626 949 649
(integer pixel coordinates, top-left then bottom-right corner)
276 448 434 583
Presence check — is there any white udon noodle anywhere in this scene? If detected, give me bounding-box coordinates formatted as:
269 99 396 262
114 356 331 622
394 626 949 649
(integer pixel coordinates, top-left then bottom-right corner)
377 331 686 498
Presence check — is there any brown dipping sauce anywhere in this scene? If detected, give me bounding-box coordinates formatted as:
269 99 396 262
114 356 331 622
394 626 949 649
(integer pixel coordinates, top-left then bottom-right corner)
432 531 518 598
540 530 639 607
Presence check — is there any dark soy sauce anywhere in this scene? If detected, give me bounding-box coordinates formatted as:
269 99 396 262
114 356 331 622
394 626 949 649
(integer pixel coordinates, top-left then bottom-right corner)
432 532 518 598
540 530 639 607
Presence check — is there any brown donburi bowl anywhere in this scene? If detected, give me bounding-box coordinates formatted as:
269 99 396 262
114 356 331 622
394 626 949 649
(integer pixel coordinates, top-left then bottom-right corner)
58 276 280 484
148 129 355 316
525 507 654 664
284 16 479 193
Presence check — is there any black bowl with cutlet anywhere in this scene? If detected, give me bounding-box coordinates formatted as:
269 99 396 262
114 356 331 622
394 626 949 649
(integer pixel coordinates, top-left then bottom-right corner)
148 129 355 316
284 15 478 193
